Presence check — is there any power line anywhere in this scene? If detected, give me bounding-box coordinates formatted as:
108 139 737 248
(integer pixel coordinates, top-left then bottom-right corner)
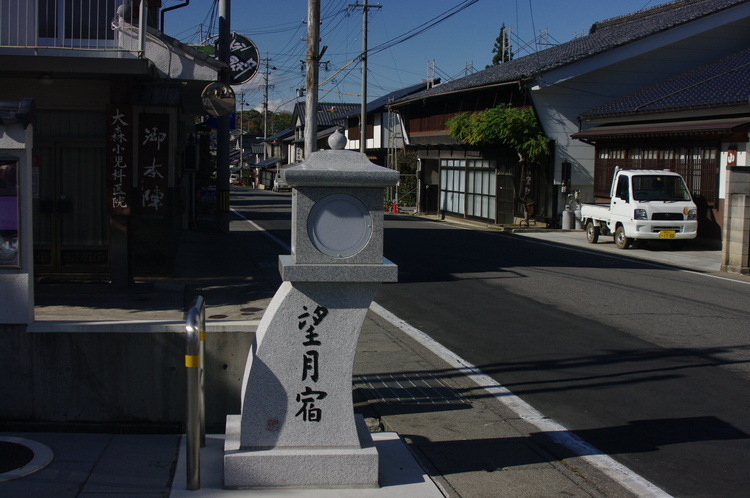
194 1 483 113
368 0 480 56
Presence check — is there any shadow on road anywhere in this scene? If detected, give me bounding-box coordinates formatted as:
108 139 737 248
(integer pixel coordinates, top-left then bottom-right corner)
401 415 748 473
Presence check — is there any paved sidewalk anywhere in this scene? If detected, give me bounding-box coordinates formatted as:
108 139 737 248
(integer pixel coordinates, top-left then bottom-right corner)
3 207 726 498
511 229 721 273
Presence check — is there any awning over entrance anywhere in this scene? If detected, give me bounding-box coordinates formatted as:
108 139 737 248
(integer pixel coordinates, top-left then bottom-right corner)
572 117 750 142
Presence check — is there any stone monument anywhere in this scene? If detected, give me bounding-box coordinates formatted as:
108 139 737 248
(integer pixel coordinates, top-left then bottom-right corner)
224 130 399 488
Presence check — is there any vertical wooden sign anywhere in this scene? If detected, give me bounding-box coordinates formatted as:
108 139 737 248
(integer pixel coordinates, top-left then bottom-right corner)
137 113 170 215
106 105 133 215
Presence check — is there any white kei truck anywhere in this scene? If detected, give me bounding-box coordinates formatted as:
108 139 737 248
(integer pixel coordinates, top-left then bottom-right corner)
580 167 698 249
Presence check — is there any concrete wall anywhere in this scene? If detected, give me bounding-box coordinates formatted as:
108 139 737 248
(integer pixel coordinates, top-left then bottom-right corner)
0 325 254 432
722 167 750 274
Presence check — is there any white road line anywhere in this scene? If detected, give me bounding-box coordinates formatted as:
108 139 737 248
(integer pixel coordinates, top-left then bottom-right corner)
370 302 674 498
232 209 291 252
679 268 750 285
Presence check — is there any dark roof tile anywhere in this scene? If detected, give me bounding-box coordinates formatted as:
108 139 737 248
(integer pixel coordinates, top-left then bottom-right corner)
581 47 750 118
294 102 360 127
392 0 748 104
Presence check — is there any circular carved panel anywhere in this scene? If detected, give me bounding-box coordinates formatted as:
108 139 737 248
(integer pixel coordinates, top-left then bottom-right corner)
307 194 372 258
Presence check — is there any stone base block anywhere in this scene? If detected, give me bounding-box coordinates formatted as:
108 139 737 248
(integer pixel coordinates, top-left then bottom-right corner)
224 414 379 489
721 263 750 275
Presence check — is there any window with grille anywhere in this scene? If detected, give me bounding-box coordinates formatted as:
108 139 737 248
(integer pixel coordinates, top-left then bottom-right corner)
439 159 497 220
594 144 718 205
38 0 119 48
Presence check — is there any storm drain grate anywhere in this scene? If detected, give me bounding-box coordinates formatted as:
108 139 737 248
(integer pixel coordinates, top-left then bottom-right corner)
354 373 471 405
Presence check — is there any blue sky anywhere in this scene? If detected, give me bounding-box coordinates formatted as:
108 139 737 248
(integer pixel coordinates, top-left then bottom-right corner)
162 0 670 113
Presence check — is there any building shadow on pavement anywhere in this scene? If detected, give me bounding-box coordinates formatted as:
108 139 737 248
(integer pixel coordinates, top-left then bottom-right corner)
401 416 748 473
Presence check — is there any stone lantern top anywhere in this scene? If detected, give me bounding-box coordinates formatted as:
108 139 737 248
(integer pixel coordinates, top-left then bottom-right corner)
328 128 348 150
284 129 399 189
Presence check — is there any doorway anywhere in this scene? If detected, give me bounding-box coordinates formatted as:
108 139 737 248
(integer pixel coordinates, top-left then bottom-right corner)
420 159 439 214
496 172 514 224
493 157 515 225
33 142 108 275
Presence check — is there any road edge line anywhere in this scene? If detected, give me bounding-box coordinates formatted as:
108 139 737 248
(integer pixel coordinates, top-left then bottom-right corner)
232 208 292 252
370 301 674 498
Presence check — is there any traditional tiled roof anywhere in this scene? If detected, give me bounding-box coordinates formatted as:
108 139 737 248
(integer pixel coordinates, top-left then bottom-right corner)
319 103 361 126
581 47 750 119
365 82 432 113
264 128 293 142
294 103 360 127
392 0 748 104
319 82 433 126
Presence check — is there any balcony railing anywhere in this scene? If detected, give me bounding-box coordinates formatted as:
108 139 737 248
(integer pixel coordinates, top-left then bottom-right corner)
0 0 141 52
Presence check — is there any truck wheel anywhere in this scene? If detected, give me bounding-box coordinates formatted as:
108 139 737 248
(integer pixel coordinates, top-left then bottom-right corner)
585 221 599 244
614 226 631 249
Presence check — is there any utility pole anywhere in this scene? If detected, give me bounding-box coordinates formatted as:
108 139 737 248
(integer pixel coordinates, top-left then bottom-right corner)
427 60 435 88
537 28 551 51
304 0 320 159
503 25 512 62
349 1 381 153
263 54 276 159
360 0 368 154
217 0 230 232
239 91 244 176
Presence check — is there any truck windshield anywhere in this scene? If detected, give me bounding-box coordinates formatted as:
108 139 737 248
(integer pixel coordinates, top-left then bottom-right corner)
631 175 692 202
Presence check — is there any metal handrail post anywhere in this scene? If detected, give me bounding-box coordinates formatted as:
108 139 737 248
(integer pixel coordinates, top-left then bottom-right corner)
198 298 206 448
185 295 205 491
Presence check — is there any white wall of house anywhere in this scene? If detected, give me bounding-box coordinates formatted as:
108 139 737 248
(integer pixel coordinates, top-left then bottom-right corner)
381 110 404 151
345 111 394 151
529 4 750 203
371 113 382 149
119 28 221 81
345 133 358 151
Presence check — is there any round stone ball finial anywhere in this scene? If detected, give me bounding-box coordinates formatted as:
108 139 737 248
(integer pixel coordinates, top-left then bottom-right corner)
328 128 347 150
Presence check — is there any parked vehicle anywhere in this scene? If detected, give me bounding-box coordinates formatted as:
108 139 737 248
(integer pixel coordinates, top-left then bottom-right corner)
580 168 698 249
272 173 290 192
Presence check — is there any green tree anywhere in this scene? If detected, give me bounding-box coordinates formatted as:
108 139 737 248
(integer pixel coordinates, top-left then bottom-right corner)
247 109 264 135
488 24 513 67
448 105 550 216
270 112 292 135
446 104 550 165
237 109 292 136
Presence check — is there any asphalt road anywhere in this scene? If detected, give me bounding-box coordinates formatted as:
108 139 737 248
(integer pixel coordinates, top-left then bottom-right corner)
235 188 750 498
